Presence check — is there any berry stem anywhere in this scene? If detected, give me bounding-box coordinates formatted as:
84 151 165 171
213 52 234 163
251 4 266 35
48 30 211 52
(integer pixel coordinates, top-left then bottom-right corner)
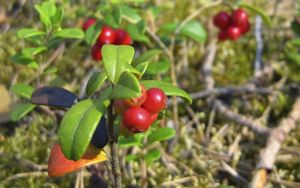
107 101 122 188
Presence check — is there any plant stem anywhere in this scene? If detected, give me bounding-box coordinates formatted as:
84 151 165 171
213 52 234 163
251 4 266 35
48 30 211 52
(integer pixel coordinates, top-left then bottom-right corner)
107 102 122 188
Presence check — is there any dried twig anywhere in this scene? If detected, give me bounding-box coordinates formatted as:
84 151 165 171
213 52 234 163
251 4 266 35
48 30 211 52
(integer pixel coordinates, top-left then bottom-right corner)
250 98 300 188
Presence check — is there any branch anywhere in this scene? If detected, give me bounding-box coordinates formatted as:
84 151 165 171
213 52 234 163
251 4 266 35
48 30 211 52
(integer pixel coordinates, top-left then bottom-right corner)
214 100 270 135
106 102 122 188
250 98 300 188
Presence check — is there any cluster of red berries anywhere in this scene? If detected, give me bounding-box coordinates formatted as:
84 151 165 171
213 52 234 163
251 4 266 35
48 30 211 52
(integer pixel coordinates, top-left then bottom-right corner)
114 85 167 133
82 18 132 61
213 8 250 41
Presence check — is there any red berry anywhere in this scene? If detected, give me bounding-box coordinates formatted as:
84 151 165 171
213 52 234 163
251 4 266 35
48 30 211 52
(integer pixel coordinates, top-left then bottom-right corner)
239 20 250 34
97 25 116 44
227 26 241 41
91 42 103 61
150 113 158 125
115 29 132 45
142 88 167 113
213 12 231 29
124 85 147 107
122 107 151 133
232 8 248 26
218 30 228 41
82 18 97 31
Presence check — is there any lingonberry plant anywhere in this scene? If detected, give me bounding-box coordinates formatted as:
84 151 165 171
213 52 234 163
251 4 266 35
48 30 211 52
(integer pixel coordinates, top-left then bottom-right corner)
7 0 276 187
9 1 192 187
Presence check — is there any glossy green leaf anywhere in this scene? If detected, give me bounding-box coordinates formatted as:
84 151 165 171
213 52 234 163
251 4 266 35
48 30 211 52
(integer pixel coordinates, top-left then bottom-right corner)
239 3 272 27
102 45 135 83
17 28 46 39
11 83 35 99
54 29 84 39
11 54 36 65
144 149 161 165
126 24 150 43
146 60 170 75
141 80 192 104
180 20 207 43
120 5 141 23
34 4 52 30
51 7 64 26
10 103 36 122
125 154 138 162
58 89 110 160
110 72 141 99
119 134 144 148
135 61 149 77
22 47 47 56
160 21 207 43
148 127 175 145
85 22 103 45
134 49 162 65
86 71 107 97
124 63 142 77
104 6 122 28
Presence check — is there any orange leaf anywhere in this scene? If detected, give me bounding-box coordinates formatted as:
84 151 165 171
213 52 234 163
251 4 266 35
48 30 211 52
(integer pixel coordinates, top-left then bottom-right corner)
48 143 107 177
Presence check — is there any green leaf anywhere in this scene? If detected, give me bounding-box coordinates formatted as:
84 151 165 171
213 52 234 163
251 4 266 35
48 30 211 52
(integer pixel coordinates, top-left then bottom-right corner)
11 54 36 65
120 5 141 23
180 20 207 43
104 6 122 28
102 44 135 83
17 28 46 39
58 90 110 160
11 83 35 99
135 61 149 76
85 22 103 45
86 71 107 97
51 7 64 26
141 80 192 104
160 21 207 43
119 134 144 148
125 154 139 162
34 4 52 30
291 38 300 46
148 127 175 145
238 3 272 27
54 28 84 39
110 72 141 99
124 63 142 77
10 103 36 122
146 60 170 75
144 149 161 165
134 49 162 64
22 47 47 56
126 24 150 43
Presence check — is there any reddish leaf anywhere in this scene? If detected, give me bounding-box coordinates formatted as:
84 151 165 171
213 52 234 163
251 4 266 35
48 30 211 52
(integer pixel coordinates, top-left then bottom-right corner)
48 143 107 177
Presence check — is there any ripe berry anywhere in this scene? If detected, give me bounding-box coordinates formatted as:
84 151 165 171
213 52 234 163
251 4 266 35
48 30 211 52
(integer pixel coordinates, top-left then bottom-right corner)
150 113 158 125
218 30 228 41
82 18 97 31
142 88 167 113
98 25 116 44
122 107 151 133
213 12 231 29
91 42 103 61
124 85 147 107
115 29 132 45
227 26 241 41
232 8 248 26
239 20 250 34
